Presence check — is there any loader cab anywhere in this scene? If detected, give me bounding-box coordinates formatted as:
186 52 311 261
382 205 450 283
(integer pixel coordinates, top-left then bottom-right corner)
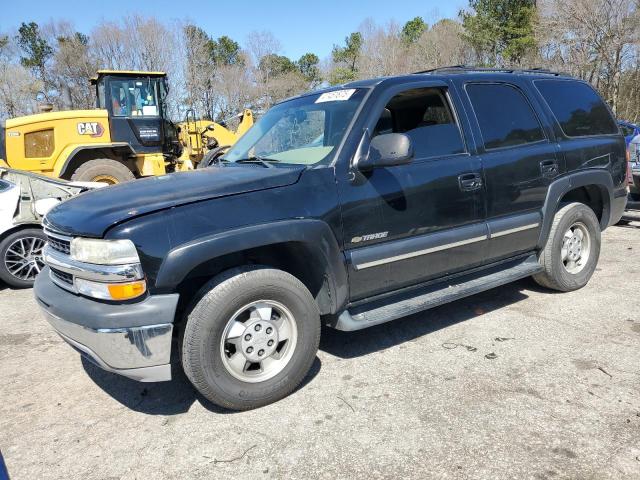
92 70 179 156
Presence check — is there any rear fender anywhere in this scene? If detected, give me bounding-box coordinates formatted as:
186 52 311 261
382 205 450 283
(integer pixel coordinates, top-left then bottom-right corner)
538 169 614 248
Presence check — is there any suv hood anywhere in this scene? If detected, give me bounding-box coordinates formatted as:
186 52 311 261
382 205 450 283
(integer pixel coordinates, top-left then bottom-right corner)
45 166 304 237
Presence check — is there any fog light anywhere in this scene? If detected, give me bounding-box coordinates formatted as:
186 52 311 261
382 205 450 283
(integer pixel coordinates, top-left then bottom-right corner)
75 278 146 301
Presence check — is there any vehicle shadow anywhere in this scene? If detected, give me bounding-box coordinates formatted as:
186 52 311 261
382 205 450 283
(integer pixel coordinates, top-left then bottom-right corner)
320 278 534 359
82 354 322 415
83 278 535 415
617 216 640 229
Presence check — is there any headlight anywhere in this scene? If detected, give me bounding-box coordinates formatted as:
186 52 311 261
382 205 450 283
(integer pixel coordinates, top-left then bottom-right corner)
70 238 140 265
75 278 147 301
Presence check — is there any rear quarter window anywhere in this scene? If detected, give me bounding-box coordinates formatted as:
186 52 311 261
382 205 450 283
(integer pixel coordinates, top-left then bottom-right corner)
534 80 618 137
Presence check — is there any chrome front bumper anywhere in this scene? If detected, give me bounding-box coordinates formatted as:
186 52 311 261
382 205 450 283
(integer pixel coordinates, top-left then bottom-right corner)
34 269 179 383
43 309 173 382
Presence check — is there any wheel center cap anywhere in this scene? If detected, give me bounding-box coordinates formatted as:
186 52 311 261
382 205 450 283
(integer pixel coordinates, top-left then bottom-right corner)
240 319 279 362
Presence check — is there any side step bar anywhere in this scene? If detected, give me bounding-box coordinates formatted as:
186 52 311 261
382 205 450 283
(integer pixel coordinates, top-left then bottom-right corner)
335 254 542 331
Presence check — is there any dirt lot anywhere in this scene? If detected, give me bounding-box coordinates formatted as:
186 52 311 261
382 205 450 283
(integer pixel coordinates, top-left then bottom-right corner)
1 211 640 480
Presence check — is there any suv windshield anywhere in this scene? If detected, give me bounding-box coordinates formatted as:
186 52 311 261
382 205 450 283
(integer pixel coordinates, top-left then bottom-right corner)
224 88 366 166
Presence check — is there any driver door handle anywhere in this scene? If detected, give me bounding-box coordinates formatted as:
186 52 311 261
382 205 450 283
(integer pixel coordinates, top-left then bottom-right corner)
458 172 483 192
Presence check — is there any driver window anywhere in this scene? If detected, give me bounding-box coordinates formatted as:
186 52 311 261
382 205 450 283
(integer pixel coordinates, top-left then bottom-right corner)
373 88 465 159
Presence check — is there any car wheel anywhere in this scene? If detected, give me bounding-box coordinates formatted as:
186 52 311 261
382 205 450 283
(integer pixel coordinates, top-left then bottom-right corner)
0 228 47 288
181 266 320 410
70 159 135 185
533 202 601 292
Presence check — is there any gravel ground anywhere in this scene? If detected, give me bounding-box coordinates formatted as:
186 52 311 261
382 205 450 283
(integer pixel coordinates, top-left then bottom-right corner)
1 211 640 480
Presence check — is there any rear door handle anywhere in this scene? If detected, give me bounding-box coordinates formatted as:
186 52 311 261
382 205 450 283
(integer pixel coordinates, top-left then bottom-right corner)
540 160 559 178
458 172 483 192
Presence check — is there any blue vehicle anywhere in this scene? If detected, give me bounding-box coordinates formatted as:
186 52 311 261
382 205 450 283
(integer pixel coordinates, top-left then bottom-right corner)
618 120 640 146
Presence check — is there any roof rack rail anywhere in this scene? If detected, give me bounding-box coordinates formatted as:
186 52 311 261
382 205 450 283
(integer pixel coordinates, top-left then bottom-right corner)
413 65 565 76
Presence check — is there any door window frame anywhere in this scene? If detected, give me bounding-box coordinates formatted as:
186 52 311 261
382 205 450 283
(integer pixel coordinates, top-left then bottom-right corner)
358 80 471 166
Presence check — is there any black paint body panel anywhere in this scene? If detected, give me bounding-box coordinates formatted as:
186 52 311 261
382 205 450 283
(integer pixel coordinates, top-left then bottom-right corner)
42 71 627 319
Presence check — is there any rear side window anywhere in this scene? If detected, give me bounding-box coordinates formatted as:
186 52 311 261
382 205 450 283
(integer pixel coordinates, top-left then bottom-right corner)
535 80 618 137
466 83 545 150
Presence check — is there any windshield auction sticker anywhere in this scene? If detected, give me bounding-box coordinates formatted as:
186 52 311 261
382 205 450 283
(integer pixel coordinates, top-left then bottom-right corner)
315 89 356 103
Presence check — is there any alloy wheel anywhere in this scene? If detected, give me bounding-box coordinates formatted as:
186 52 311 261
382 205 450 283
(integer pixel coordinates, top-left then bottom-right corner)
220 300 298 383
561 222 591 274
4 236 46 281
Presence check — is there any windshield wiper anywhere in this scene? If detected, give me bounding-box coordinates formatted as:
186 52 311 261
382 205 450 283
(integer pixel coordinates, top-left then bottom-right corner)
235 155 280 168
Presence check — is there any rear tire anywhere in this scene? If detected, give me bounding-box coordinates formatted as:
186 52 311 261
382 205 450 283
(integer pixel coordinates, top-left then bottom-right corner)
0 228 46 288
70 159 135 185
533 202 601 292
181 267 320 411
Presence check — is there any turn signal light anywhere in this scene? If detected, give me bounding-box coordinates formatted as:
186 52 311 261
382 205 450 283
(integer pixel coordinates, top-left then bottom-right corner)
108 281 147 300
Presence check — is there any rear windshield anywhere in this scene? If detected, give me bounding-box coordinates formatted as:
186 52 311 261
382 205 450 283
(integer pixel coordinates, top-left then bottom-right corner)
534 80 618 137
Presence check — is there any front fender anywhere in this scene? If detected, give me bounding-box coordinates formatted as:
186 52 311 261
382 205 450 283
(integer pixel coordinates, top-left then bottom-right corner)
155 219 348 314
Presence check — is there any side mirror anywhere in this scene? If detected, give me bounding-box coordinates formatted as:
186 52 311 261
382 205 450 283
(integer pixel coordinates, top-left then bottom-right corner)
357 133 413 171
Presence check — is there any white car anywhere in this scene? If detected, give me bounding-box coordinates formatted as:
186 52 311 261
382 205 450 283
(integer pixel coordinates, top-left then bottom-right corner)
0 169 103 288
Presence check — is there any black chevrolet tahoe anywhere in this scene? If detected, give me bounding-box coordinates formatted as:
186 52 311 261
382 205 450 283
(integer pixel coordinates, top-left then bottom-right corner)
35 67 628 410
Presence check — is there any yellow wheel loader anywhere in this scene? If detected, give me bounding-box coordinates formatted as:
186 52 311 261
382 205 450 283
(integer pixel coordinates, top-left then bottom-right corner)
0 70 252 184
176 108 254 170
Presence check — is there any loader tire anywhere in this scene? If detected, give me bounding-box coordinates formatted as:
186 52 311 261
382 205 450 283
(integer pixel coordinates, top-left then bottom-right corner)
70 159 135 185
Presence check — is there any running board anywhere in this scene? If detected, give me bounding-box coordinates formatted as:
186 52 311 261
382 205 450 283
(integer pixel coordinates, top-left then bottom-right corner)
335 254 542 331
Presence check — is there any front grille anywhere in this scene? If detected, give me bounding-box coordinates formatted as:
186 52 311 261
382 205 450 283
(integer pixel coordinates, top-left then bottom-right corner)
50 267 73 286
45 233 71 255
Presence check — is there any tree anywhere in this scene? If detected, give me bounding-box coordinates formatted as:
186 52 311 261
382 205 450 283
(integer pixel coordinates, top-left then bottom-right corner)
212 35 242 66
297 53 321 85
357 20 409 78
402 16 427 44
17 22 53 93
537 0 639 115
461 0 537 66
259 53 297 78
409 19 470 71
183 24 217 119
53 31 98 109
330 32 362 83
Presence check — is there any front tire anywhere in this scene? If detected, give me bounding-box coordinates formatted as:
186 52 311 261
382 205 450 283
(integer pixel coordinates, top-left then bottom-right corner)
181 267 320 411
0 228 46 288
70 159 135 185
533 202 601 292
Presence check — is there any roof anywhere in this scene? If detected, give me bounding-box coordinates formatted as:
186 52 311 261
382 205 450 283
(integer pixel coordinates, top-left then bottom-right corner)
274 65 574 106
90 70 167 84
412 65 567 77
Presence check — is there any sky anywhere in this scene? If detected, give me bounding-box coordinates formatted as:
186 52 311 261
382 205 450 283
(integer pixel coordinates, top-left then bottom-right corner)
2 0 466 60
